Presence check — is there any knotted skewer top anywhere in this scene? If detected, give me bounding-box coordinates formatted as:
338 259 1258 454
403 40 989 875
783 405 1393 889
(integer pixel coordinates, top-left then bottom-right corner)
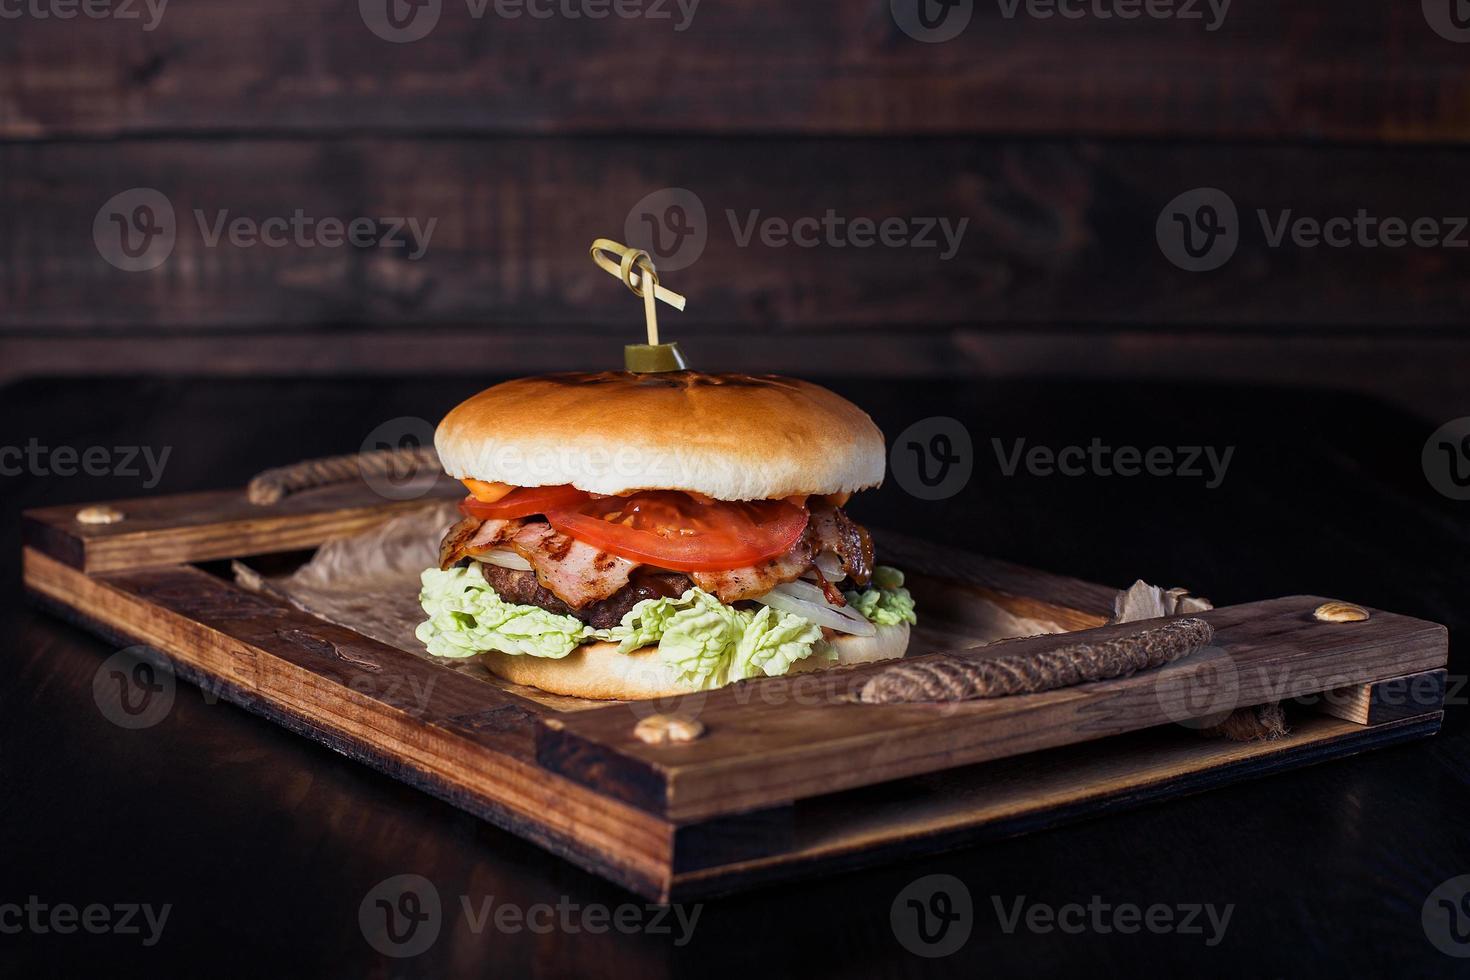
590 238 689 372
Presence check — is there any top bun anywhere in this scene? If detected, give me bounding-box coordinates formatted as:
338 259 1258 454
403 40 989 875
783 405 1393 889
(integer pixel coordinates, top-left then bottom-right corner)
435 371 886 500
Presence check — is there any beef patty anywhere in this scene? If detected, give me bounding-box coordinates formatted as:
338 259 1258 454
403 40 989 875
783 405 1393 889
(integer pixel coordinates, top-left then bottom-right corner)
477 563 693 630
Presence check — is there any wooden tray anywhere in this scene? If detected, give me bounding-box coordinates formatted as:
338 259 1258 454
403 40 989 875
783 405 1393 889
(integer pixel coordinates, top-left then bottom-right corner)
21 487 1449 901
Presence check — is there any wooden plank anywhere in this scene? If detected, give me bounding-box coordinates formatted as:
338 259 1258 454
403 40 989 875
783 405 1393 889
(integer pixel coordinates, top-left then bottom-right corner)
1306 668 1449 726
538 597 1449 821
21 548 680 899
9 139 1470 333
1 1 1465 141
664 711 1444 899
22 483 459 573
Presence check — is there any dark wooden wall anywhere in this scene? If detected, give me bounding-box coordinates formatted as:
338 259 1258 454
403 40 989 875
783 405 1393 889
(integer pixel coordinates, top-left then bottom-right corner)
2 0 1468 419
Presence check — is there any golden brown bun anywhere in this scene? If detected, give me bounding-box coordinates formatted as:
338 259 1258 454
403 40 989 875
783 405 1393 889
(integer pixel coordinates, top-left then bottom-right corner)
435 371 886 500
481 623 909 701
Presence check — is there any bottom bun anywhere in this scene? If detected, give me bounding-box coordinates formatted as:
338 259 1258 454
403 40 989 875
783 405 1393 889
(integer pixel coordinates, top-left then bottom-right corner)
481 623 910 701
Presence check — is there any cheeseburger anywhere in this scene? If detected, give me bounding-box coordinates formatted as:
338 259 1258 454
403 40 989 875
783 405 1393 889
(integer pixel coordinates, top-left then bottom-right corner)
415 371 916 699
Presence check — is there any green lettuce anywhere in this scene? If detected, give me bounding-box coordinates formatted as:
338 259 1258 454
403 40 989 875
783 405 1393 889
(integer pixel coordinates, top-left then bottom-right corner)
844 566 918 627
611 588 823 687
731 605 825 680
415 566 599 659
416 564 916 690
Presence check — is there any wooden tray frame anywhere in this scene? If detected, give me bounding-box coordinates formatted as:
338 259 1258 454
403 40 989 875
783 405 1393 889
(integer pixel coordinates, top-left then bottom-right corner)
21 488 1449 901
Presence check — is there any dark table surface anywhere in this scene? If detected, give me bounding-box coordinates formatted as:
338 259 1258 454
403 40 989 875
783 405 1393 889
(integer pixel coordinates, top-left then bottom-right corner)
1 374 1467 979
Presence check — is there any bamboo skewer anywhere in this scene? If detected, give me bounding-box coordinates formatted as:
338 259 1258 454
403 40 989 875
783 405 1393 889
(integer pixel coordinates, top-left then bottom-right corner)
589 238 690 372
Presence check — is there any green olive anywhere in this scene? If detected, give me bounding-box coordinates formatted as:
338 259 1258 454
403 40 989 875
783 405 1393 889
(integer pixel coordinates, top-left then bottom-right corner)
624 343 688 373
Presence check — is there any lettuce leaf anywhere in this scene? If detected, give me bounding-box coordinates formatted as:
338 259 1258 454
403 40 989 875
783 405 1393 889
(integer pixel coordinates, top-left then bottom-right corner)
731 605 825 681
610 588 823 687
415 566 598 659
656 594 746 687
844 566 918 627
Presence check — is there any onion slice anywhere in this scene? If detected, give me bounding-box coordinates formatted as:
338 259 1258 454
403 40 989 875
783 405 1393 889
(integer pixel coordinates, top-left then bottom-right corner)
471 549 534 572
755 581 876 637
813 550 845 581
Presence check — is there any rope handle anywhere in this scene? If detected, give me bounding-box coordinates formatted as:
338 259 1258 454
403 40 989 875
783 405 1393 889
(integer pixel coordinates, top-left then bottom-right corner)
858 617 1215 704
246 445 442 505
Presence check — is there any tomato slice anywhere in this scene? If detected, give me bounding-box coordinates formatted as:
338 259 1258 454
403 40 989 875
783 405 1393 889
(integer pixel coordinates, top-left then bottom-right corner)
458 485 590 520
545 491 809 572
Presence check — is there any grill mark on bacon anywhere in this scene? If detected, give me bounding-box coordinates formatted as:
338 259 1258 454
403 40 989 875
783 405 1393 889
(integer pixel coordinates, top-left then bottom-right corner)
438 516 522 570
509 522 637 609
690 535 813 603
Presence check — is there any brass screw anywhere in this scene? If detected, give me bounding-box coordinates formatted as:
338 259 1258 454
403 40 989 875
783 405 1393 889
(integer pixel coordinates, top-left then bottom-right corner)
75 505 125 526
633 713 705 745
1314 601 1370 623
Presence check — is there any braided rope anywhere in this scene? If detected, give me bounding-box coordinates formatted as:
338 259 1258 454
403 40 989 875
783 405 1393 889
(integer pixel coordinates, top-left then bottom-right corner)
859 617 1215 704
246 446 442 505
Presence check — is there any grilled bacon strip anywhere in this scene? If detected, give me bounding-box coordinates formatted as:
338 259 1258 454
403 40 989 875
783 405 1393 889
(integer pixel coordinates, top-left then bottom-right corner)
509 521 638 609
690 535 813 603
438 516 521 570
